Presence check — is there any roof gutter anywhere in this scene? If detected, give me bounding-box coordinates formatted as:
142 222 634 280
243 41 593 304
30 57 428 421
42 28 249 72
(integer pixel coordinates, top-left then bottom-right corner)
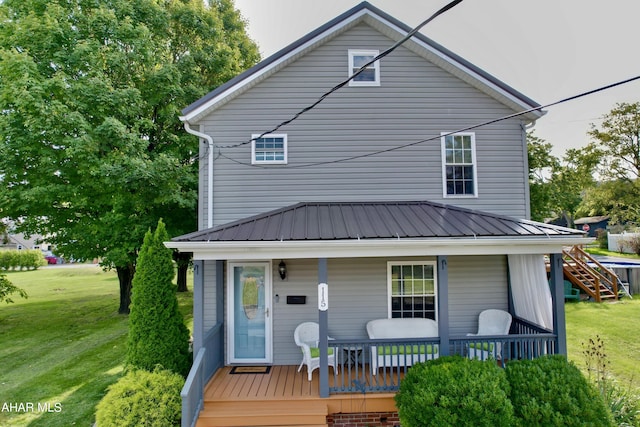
182 122 214 229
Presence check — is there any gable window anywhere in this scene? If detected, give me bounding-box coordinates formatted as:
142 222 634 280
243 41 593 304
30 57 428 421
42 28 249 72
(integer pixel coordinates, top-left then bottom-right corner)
251 134 287 164
441 132 477 197
388 262 437 320
348 49 380 86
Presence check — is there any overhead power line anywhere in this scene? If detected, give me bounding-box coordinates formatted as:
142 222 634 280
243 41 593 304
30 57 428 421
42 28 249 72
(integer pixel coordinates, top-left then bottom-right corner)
216 0 464 150
216 74 640 169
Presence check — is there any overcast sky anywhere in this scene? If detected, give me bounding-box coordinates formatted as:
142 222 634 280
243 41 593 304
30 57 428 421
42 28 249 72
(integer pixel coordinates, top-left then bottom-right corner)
233 0 640 156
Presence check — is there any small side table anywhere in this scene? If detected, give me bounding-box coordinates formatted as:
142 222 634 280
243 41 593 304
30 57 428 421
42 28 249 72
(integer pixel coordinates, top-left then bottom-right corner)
342 346 364 368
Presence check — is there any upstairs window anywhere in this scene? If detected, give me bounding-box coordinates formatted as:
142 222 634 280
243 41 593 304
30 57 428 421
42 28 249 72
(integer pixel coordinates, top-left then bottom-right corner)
441 133 477 197
251 134 287 165
388 262 437 320
348 49 380 86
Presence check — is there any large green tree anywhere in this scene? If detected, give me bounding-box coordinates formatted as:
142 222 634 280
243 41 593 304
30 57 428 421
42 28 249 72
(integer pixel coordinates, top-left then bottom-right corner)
527 132 558 222
547 146 601 228
578 180 640 227
527 132 600 226
0 0 259 313
576 102 640 226
588 102 640 180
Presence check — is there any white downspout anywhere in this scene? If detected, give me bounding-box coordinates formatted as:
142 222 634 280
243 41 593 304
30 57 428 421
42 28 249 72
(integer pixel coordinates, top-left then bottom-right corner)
183 122 214 229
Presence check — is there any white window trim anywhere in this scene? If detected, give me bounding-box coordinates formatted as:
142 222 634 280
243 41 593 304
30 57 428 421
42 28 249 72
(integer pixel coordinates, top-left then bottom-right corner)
386 261 438 321
251 133 288 165
441 132 478 198
348 49 380 87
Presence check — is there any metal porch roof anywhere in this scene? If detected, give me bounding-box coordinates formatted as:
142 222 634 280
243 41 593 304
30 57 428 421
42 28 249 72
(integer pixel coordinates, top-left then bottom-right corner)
172 201 585 243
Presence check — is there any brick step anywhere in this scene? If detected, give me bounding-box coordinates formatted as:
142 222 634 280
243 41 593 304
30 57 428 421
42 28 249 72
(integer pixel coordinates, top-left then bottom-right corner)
196 400 328 427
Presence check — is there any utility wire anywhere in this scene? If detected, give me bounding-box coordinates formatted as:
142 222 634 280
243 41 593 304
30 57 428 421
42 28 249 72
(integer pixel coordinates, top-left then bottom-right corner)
215 0 464 150
216 74 640 169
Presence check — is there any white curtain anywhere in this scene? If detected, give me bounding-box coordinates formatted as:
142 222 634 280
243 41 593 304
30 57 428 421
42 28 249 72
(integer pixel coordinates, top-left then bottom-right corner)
508 254 553 330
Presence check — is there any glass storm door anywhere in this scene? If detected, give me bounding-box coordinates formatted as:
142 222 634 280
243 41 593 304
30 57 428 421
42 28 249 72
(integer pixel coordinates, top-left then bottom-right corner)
228 262 272 364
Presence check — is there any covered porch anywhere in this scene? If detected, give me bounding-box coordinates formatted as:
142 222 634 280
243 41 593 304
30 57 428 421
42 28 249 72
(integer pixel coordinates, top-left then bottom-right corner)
168 201 591 427
191 314 556 427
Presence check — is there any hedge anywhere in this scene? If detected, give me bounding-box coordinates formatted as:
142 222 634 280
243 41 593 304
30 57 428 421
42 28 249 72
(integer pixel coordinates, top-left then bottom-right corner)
506 355 613 426
395 355 514 427
0 250 46 270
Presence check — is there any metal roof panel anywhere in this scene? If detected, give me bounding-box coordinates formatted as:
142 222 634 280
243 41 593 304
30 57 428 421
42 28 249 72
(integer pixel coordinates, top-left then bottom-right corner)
172 201 585 243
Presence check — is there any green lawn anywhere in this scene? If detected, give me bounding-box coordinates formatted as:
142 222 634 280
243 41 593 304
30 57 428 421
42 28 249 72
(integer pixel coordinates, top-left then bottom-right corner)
566 298 640 388
0 266 193 427
1 266 638 426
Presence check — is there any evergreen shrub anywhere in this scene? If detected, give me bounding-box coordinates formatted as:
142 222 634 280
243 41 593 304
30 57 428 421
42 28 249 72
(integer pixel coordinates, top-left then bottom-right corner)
395 355 514 427
506 355 613 426
126 219 191 376
95 368 183 427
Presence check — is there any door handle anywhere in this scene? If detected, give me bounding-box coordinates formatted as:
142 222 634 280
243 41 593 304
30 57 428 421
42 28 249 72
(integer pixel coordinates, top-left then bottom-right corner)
265 307 269 318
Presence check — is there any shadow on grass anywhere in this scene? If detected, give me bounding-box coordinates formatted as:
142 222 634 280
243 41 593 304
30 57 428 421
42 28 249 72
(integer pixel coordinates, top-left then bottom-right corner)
25 368 124 427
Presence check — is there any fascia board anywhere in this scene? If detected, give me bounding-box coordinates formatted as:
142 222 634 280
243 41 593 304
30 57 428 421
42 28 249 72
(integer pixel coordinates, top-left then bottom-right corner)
165 236 593 261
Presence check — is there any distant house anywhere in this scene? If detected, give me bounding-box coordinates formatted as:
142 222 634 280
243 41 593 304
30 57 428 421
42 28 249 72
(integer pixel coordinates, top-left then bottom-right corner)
167 3 590 426
574 216 610 237
0 231 51 252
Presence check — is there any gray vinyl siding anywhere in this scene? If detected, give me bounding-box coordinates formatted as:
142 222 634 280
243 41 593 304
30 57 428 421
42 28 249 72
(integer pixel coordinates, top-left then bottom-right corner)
268 255 507 365
197 23 529 230
447 255 509 336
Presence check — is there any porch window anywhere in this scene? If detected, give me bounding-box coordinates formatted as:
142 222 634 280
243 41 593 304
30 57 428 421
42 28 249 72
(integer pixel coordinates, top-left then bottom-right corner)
441 132 477 197
348 49 380 86
251 134 287 164
388 262 437 320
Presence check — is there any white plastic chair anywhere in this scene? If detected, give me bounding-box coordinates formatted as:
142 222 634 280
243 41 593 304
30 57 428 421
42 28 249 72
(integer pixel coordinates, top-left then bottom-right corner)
293 322 337 381
467 309 512 361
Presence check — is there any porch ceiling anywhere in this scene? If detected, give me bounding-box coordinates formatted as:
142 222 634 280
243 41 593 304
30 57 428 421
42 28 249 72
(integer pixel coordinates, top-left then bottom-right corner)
166 201 592 260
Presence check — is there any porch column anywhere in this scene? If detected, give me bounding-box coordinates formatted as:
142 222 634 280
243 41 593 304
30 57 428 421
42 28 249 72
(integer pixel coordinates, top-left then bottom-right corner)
549 253 567 355
216 260 224 326
192 260 204 355
318 258 329 398
437 256 450 356
216 260 225 365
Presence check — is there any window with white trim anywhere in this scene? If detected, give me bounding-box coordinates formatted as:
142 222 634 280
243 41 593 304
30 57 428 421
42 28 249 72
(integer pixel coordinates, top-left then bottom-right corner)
441 132 477 197
251 134 287 164
348 49 380 86
388 262 437 320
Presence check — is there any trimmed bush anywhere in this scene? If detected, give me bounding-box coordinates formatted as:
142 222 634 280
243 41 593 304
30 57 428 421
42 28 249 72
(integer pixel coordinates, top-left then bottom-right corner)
395 356 514 427
95 368 183 427
0 250 46 270
126 219 191 376
506 355 613 426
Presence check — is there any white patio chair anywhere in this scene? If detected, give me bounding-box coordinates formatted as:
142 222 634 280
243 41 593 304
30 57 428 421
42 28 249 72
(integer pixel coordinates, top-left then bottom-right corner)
467 309 512 361
293 322 337 381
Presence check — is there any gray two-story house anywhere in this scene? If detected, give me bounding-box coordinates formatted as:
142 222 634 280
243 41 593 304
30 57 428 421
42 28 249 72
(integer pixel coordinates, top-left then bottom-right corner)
168 3 589 426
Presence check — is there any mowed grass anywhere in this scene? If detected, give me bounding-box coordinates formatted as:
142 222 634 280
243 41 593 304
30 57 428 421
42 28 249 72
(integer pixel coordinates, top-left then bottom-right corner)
566 298 640 389
0 265 193 427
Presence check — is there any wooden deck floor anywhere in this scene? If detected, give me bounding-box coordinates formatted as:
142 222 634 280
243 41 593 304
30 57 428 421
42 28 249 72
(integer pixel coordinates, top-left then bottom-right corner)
198 365 398 427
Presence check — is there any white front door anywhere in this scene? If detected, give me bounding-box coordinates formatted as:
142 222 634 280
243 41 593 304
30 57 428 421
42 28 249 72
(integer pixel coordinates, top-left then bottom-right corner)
227 262 272 364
